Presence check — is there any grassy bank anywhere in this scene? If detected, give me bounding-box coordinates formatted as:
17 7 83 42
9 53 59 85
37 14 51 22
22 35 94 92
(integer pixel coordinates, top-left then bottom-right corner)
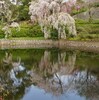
68 19 99 41
0 20 99 41
0 21 44 39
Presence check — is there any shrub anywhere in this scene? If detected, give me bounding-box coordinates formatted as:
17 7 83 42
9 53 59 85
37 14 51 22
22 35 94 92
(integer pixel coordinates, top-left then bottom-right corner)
12 24 43 37
0 22 44 38
93 3 99 7
50 28 58 39
0 29 4 38
18 0 31 21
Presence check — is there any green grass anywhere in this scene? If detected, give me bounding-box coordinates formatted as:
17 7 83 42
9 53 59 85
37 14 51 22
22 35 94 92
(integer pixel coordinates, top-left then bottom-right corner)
75 19 99 24
72 8 87 16
70 19 99 41
8 37 45 40
0 21 44 38
68 34 99 41
0 20 99 41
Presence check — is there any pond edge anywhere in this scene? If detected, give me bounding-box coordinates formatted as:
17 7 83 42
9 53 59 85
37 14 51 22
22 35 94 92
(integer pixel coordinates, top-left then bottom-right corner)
0 39 99 53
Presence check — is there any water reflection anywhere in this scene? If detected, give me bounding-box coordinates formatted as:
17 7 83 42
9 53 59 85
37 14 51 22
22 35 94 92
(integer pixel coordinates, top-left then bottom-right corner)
0 49 99 100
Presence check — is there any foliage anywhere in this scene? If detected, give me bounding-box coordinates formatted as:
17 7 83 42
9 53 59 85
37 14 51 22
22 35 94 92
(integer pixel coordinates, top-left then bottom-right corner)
0 22 43 38
93 2 99 7
50 28 58 39
0 0 11 23
18 0 31 21
0 26 4 38
0 0 31 23
72 7 87 15
12 23 43 38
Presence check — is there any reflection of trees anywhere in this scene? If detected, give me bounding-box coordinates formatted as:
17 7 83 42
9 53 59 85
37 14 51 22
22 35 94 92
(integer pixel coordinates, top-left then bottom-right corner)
0 52 29 100
39 51 52 78
29 50 99 99
2 52 12 65
37 51 77 78
2 52 21 68
74 69 99 100
0 53 12 98
30 50 77 95
0 50 99 100
58 51 77 75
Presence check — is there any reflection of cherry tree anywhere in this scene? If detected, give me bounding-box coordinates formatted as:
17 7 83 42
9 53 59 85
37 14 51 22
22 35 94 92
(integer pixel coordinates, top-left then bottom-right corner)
50 51 77 95
39 51 53 77
30 51 77 95
1 50 99 99
29 50 99 98
58 51 77 74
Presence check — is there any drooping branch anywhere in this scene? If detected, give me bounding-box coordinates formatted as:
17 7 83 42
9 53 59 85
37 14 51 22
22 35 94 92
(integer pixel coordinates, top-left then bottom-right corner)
29 0 77 39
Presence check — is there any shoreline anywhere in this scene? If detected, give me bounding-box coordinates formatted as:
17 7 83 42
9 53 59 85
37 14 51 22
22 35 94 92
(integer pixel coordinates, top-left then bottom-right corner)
0 39 99 53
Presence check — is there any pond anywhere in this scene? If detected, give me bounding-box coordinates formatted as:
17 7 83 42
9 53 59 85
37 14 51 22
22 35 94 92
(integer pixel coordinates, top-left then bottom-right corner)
0 48 99 100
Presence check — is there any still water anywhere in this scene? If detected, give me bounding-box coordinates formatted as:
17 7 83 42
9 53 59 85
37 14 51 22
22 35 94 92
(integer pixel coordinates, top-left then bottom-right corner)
0 49 99 100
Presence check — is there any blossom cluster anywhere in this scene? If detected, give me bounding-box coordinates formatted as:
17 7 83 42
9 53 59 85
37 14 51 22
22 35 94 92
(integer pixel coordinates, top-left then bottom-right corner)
29 0 77 39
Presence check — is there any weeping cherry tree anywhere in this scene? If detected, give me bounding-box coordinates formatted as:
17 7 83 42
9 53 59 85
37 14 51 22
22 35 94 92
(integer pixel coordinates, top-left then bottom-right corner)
29 0 77 39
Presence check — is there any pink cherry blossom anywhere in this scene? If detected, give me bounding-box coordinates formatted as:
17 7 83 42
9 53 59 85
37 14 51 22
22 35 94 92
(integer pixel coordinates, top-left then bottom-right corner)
29 0 77 39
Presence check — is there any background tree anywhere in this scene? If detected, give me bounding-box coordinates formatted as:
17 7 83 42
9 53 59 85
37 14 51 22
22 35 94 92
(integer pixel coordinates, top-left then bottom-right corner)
0 0 22 38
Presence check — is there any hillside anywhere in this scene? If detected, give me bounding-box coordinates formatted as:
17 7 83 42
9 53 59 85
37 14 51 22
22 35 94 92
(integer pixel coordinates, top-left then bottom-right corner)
73 7 99 20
